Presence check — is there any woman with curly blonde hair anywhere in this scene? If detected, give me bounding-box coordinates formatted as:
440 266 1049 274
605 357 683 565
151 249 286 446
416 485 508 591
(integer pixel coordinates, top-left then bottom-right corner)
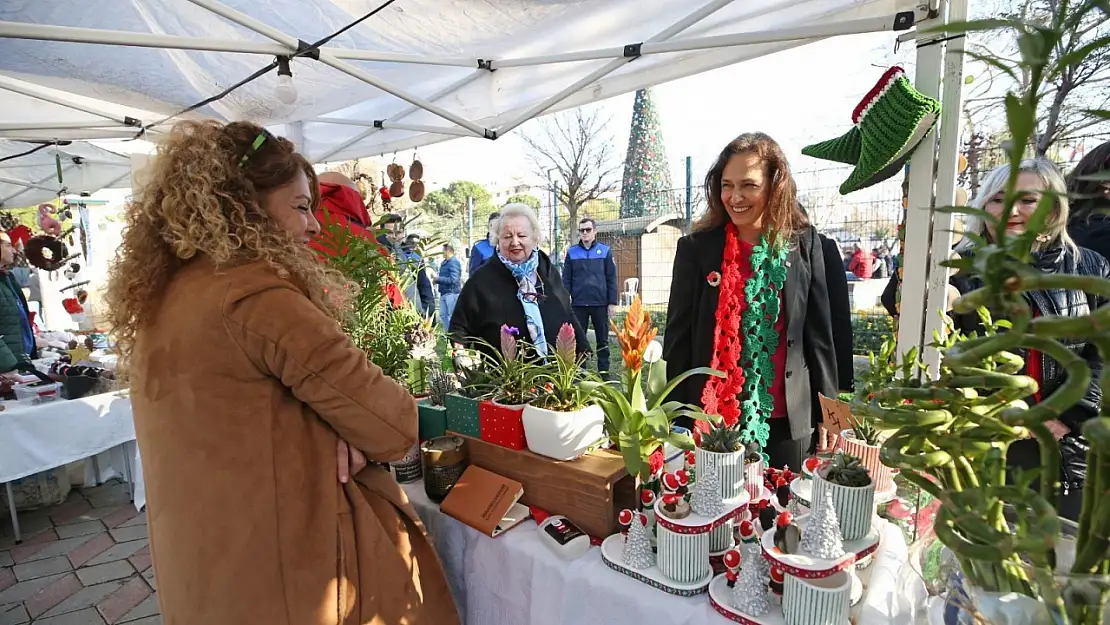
105 120 458 625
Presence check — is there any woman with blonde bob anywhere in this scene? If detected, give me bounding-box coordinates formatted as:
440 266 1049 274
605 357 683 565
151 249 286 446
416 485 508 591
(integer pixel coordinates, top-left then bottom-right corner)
105 120 458 625
948 157 1109 521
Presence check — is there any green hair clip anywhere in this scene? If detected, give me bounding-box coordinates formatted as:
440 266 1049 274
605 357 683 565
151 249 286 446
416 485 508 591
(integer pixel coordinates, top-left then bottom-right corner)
238 131 269 169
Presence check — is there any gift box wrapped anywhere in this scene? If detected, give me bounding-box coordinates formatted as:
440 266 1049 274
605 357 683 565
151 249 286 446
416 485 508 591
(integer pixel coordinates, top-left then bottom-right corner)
479 400 527 450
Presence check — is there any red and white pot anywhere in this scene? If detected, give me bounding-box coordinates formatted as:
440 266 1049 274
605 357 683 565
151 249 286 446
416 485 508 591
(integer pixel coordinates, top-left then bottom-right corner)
695 447 746 500
836 429 894 492
656 523 710 585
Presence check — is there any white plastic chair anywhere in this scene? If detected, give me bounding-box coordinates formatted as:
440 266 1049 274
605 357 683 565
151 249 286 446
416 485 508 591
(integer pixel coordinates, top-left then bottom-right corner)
621 278 639 306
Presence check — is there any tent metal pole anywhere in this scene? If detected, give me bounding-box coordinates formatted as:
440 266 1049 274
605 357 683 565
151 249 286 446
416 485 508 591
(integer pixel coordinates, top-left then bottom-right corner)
896 0 947 371
0 121 128 132
0 164 75 206
327 49 477 67
0 76 140 127
183 0 489 138
309 119 478 138
310 70 487 163
495 0 739 136
920 0 968 375
492 13 915 69
0 177 56 192
0 21 289 55
0 130 140 141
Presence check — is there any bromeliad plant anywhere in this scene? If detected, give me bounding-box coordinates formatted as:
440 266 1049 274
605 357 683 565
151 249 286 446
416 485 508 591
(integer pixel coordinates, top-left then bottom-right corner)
584 296 724 480
865 2 1110 621
473 325 541 406
532 323 592 412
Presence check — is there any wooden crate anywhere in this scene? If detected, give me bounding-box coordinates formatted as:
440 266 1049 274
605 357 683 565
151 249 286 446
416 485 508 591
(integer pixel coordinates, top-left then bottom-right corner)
450 433 636 538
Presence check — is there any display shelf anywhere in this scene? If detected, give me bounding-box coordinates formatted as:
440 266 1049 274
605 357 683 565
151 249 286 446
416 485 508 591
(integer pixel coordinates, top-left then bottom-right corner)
761 515 880 579
653 490 750 534
599 534 712 596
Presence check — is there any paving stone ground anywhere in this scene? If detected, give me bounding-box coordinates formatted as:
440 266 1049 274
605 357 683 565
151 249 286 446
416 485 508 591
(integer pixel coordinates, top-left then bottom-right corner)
0 480 159 625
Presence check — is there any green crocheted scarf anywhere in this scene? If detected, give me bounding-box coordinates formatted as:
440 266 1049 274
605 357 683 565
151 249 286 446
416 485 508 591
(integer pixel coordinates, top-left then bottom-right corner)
740 235 788 448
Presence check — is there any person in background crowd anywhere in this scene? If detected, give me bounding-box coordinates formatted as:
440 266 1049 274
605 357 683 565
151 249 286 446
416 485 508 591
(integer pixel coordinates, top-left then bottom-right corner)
437 241 462 328
0 231 36 375
468 211 501 276
562 217 618 378
1067 139 1110 263
947 159 1104 521
847 240 874 280
404 233 437 321
450 203 589 361
663 133 837 470
104 120 457 625
379 214 432 314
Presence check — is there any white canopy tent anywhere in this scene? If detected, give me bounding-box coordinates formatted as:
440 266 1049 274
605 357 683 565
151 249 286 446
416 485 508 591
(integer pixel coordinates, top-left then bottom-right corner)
0 0 968 364
0 140 131 207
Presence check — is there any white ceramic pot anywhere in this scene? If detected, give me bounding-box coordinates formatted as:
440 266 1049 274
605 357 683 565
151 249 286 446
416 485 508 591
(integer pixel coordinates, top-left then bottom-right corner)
838 429 894 491
812 470 875 541
695 447 746 500
745 457 764 499
782 571 851 625
521 403 605 461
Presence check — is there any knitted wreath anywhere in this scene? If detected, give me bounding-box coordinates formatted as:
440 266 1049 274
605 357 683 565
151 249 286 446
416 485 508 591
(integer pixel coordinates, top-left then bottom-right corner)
24 234 69 271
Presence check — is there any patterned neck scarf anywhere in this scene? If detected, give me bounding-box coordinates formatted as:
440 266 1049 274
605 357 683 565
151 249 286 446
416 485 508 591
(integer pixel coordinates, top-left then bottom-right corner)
700 224 788 450
497 249 548 357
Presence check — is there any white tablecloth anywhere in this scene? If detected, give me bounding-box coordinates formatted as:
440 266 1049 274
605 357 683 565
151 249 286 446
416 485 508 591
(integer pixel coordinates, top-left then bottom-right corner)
0 391 144 511
402 483 925 625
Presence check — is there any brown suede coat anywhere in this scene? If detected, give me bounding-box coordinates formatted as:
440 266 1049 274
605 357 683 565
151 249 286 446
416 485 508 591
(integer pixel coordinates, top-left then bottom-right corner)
130 258 459 625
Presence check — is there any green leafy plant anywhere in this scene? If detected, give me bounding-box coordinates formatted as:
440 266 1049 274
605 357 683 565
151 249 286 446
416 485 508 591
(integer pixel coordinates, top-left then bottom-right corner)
583 297 724 480
821 451 872 487
700 422 744 453
452 348 490 399
532 323 592 411
869 3 1110 620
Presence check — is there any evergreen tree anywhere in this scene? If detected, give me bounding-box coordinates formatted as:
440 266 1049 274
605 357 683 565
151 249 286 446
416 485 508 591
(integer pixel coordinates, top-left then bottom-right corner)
619 89 673 218
622 512 655 569
800 488 845 560
690 461 724 517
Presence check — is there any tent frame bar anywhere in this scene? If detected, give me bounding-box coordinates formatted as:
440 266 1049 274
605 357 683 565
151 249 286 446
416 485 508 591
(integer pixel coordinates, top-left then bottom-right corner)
308 118 479 138
0 121 130 132
0 76 142 128
184 0 490 138
492 12 917 69
0 163 75 207
0 21 289 55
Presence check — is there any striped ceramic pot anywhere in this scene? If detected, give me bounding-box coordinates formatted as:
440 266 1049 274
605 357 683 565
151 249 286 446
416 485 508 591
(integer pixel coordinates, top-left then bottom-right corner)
838 429 894 492
782 571 851 625
695 447 745 500
812 471 875 541
656 524 710 584
709 519 733 552
745 457 764 499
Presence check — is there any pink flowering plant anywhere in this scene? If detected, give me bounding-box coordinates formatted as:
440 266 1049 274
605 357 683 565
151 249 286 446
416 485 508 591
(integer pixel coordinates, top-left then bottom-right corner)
532 323 592 411
472 324 541 405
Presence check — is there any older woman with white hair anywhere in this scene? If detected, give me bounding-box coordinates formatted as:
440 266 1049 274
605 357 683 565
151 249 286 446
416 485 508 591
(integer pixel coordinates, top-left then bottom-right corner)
449 203 589 358
945 157 1108 521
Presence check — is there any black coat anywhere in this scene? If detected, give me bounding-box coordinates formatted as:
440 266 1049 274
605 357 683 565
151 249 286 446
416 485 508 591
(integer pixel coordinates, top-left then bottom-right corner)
1069 213 1110 270
819 234 854 392
662 225 838 441
449 250 590 359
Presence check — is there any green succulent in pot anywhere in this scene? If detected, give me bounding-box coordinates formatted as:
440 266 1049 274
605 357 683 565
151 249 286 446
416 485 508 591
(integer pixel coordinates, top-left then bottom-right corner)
427 368 457 407
699 422 744 453
820 452 872 488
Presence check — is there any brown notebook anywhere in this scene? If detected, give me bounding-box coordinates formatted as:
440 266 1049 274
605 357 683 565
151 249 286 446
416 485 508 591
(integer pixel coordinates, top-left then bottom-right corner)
440 465 530 537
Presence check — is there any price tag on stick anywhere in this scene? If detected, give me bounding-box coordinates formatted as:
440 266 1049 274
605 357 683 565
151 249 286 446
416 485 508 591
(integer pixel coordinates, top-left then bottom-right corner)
817 393 852 437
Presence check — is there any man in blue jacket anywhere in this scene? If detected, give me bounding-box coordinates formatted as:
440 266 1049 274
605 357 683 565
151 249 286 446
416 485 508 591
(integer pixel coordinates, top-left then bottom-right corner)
563 218 618 377
436 241 462 328
467 211 500 276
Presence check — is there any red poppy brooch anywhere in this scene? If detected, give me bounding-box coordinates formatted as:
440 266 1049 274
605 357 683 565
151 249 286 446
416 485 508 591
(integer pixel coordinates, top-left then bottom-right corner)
707 271 722 287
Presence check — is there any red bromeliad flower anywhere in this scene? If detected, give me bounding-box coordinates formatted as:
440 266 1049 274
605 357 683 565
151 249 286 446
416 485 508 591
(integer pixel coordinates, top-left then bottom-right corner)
384 282 404 308
500 325 520 360
555 323 576 363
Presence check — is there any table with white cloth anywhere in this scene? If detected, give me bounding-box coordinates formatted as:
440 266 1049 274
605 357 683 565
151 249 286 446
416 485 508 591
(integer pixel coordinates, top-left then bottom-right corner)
0 391 144 543
402 482 925 625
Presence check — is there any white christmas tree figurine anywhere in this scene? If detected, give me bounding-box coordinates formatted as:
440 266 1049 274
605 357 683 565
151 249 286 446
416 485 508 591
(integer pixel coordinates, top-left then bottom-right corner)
800 488 846 560
690 460 725 517
731 540 771 616
622 512 655 569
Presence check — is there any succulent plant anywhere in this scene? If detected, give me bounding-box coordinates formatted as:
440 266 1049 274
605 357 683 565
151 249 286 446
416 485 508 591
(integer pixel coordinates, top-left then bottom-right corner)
700 422 744 453
428 369 457 407
821 452 871 488
848 412 881 446
744 440 762 463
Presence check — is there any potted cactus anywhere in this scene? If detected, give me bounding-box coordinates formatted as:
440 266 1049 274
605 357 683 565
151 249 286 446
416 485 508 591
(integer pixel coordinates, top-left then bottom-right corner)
417 369 456 442
522 323 604 460
695 422 747 501
812 451 874 541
